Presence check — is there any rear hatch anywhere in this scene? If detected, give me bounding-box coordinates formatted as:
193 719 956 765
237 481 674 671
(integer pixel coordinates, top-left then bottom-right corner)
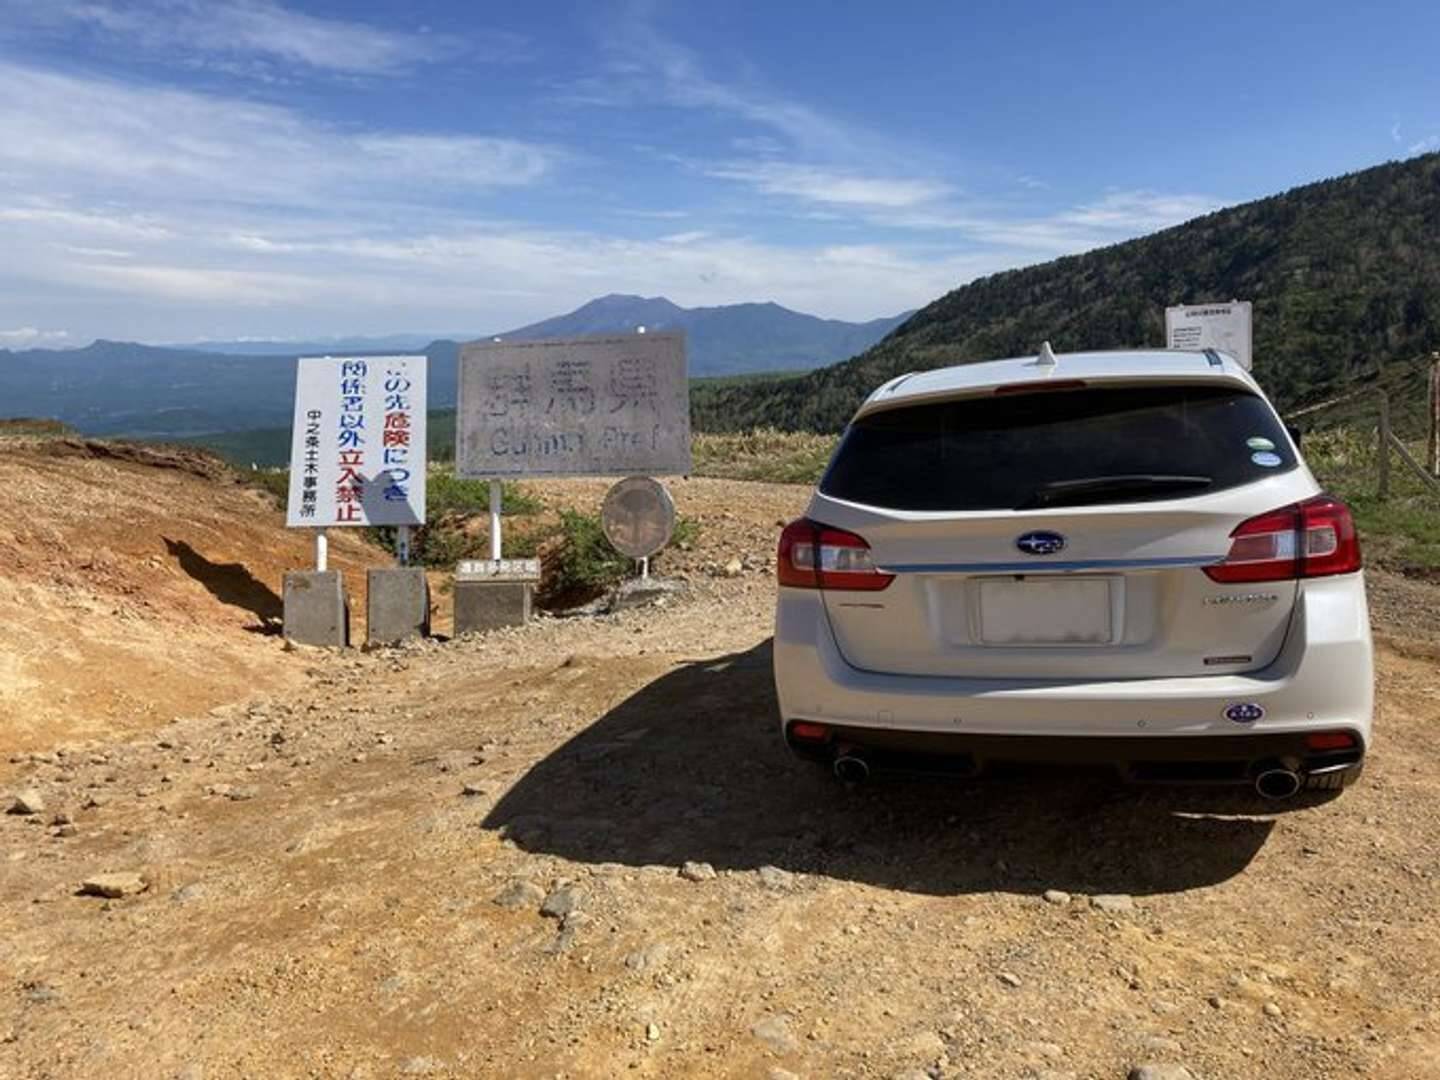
810 381 1316 680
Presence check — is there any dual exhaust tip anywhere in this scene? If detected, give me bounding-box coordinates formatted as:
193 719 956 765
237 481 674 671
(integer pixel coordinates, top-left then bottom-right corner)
832 749 1304 799
832 751 870 784
1254 766 1302 800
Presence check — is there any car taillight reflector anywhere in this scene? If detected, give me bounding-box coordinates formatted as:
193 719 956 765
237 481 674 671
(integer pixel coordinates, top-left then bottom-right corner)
789 721 831 743
777 518 894 591
1204 495 1361 583
1305 731 1358 751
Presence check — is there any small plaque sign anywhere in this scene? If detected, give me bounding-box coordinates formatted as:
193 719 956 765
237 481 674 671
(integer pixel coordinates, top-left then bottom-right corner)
456 558 541 581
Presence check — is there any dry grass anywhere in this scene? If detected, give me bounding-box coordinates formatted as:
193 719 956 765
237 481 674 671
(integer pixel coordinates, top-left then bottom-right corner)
691 428 837 485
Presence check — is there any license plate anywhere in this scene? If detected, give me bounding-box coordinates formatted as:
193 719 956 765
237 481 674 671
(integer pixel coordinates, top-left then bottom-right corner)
977 577 1115 645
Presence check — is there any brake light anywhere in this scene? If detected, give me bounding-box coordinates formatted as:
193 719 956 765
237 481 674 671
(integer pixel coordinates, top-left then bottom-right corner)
777 518 894 591
993 379 1088 395
1204 495 1361 583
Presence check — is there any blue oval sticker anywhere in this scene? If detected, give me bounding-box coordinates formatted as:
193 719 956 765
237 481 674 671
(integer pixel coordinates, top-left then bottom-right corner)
1224 703 1265 724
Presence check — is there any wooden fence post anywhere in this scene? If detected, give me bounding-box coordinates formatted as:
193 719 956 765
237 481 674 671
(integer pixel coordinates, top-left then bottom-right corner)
1378 391 1391 500
1429 354 1440 477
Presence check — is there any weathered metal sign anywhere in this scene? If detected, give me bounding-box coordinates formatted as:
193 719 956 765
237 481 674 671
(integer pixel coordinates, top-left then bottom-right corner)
455 332 692 478
1166 300 1253 371
285 355 427 527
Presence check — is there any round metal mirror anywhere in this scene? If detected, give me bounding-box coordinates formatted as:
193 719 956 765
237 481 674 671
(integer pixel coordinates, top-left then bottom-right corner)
601 476 676 559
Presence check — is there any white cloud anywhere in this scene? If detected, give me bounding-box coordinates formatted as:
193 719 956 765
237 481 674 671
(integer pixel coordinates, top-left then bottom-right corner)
0 327 72 348
658 231 711 245
705 162 952 209
0 61 560 210
866 189 1224 254
1408 135 1440 156
1 0 470 75
1057 190 1223 231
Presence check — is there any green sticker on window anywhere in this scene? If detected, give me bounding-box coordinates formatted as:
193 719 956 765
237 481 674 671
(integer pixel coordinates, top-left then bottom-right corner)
1246 436 1276 451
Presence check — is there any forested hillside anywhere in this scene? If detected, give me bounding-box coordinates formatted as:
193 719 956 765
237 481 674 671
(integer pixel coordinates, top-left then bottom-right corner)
696 153 1440 433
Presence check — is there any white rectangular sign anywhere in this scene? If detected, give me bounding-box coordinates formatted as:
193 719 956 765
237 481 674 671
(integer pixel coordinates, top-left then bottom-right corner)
456 332 692 478
1166 300 1253 371
286 355 427 528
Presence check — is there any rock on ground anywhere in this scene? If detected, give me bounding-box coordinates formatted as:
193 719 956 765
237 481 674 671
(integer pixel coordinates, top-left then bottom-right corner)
8 789 45 815
539 884 584 919
751 1015 802 1055
79 872 146 899
1091 893 1136 914
1129 1066 1198 1080
492 880 545 911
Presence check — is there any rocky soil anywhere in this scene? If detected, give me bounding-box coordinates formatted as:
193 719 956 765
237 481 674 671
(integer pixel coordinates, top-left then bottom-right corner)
2 461 1439 1079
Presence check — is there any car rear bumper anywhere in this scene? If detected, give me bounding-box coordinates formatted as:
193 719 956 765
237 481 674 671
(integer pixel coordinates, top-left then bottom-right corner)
784 721 1365 783
773 574 1374 772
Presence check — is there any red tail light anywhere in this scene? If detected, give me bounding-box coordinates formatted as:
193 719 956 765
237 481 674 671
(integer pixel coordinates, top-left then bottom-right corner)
777 518 894 591
1204 495 1361 583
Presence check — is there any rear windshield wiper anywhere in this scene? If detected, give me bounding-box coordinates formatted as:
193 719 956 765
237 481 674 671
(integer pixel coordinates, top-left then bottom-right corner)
1016 474 1214 509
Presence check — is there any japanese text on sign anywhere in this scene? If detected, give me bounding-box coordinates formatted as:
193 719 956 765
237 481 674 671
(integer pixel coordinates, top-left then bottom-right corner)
456 333 691 478
286 355 428 527
1165 300 1253 371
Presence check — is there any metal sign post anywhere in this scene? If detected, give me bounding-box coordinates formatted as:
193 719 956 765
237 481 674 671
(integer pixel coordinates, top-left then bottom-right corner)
395 525 411 567
489 479 502 560
315 528 328 572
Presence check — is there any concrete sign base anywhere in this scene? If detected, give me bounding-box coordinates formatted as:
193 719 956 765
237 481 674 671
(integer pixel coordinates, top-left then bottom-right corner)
367 568 430 646
454 580 532 635
283 571 349 647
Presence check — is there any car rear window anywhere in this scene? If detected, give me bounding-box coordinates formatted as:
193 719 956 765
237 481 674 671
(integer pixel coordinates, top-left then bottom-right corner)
820 383 1298 511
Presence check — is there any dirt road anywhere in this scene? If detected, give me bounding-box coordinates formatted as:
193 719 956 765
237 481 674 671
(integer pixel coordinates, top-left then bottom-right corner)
3 474 1439 1079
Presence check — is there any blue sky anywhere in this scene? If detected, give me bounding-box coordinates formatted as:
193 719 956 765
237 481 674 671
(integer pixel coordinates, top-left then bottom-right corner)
1 0 1436 346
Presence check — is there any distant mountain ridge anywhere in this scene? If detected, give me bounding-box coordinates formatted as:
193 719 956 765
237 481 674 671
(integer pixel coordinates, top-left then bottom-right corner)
0 296 910 437
498 294 912 376
697 153 1440 434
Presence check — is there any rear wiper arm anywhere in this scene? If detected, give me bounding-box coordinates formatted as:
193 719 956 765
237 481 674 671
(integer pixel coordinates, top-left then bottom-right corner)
1017 474 1214 509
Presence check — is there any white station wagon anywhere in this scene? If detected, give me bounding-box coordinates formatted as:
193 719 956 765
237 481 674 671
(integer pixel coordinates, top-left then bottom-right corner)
773 346 1373 799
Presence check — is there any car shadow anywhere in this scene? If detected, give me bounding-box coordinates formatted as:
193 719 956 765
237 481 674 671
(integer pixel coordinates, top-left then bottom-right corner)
163 537 282 632
485 641 1283 897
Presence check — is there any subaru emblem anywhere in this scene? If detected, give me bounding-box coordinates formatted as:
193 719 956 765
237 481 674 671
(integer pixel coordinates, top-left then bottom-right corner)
1016 530 1066 556
1224 703 1265 724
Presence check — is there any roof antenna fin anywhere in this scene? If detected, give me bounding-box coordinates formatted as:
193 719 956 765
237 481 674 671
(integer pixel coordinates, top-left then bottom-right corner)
1036 341 1058 367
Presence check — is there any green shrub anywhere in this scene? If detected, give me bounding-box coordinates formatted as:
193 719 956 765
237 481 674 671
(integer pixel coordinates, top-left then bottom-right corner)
542 510 632 599
537 511 701 605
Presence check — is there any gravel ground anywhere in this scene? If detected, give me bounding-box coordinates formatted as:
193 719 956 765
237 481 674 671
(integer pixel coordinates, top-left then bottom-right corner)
2 476 1439 1079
